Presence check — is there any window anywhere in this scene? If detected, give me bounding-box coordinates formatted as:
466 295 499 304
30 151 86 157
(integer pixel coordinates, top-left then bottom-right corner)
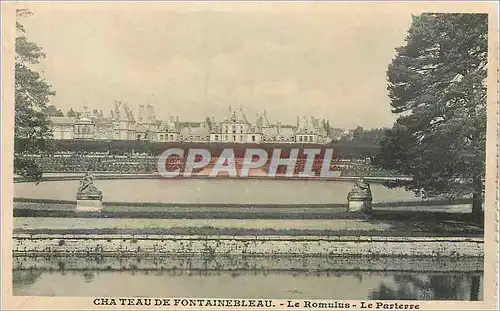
170 134 174 140
225 135 228 140
233 135 236 142
225 126 228 133
160 134 164 140
240 135 243 141
299 136 303 142
214 135 219 141
232 126 236 134
240 127 243 133
252 135 255 142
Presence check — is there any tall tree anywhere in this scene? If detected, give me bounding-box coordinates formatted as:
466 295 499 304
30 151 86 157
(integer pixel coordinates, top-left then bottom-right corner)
15 9 56 181
375 13 487 220
205 117 212 130
66 107 80 117
352 126 364 140
44 104 63 117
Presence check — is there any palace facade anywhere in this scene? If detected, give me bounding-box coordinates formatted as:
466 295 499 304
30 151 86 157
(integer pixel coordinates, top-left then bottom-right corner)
50 102 332 144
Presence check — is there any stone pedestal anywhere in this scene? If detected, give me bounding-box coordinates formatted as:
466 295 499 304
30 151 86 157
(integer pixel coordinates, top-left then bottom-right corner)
76 171 103 213
347 194 372 212
76 199 103 212
347 179 372 212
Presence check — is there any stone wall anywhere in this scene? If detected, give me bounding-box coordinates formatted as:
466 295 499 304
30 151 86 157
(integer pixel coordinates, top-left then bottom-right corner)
13 234 484 257
13 254 483 273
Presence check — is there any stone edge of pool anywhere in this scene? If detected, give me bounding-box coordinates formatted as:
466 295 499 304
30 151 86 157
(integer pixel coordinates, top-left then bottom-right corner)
13 255 484 273
13 234 484 257
13 174 413 184
13 197 474 208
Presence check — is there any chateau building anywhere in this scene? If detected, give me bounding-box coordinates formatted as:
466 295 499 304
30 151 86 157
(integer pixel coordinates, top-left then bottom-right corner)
210 107 262 143
157 116 180 142
50 103 332 144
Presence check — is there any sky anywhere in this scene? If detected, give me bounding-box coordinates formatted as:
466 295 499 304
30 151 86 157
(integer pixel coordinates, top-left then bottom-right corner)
19 3 416 129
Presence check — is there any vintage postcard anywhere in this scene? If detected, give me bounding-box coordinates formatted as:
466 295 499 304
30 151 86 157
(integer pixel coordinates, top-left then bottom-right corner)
1 1 499 310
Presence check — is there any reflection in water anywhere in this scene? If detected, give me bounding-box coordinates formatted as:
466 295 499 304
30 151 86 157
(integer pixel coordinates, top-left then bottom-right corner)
13 268 483 300
83 271 95 283
12 270 42 287
369 274 482 301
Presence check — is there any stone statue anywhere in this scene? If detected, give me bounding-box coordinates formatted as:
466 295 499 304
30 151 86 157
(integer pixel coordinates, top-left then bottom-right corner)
352 178 371 197
77 171 103 201
347 178 372 212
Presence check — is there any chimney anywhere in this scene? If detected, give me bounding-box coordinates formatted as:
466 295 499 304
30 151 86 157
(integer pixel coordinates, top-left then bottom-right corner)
150 106 155 122
145 105 152 122
139 105 144 122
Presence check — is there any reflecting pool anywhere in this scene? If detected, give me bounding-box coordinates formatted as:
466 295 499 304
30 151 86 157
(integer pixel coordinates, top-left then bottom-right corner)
13 256 483 300
15 179 422 204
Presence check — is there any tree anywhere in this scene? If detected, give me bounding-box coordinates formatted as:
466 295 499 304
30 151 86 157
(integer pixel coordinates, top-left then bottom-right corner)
44 104 63 117
369 274 480 300
339 127 388 145
15 9 56 181
352 126 364 140
374 13 487 220
205 117 212 130
66 108 80 117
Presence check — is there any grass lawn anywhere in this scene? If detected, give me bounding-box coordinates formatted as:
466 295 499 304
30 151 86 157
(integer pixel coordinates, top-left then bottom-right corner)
13 215 483 238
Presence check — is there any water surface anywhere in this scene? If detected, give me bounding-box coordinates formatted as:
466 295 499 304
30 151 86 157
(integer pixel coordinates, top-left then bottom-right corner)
13 256 483 300
13 269 482 300
15 179 421 204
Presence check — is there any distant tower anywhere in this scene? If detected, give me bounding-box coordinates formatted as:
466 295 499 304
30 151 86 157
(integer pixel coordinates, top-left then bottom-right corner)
138 105 145 123
146 105 154 123
82 106 90 118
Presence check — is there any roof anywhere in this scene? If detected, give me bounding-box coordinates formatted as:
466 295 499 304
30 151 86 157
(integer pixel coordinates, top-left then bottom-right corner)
136 125 148 132
279 128 295 136
180 124 210 136
159 120 179 133
262 127 278 138
223 108 248 124
76 117 92 124
94 118 113 126
50 117 76 125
